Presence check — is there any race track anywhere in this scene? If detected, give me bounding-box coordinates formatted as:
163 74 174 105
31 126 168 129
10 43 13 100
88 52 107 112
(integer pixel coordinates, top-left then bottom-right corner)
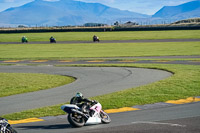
13 102 200 133
0 65 172 115
0 38 199 132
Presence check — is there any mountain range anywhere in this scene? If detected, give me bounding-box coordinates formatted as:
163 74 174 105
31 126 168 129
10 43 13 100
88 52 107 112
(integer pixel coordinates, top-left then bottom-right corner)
0 0 200 27
152 0 200 20
0 0 148 26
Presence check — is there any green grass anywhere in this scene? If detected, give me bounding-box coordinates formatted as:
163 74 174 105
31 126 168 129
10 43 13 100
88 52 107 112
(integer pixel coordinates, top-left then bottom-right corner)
94 64 200 109
2 64 200 120
0 42 200 60
0 30 199 120
0 30 200 42
0 73 75 97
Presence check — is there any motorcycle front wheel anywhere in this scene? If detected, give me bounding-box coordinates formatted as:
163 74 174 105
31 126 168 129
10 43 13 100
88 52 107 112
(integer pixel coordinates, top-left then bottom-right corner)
100 111 111 124
5 126 17 133
68 113 85 127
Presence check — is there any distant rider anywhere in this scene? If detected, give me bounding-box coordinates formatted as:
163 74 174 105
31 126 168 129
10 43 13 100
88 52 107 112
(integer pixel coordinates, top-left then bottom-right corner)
22 36 28 43
93 35 99 42
50 36 56 43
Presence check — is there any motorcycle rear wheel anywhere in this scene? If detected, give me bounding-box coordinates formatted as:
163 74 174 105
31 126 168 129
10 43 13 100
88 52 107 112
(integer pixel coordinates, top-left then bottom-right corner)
100 111 111 124
68 113 85 127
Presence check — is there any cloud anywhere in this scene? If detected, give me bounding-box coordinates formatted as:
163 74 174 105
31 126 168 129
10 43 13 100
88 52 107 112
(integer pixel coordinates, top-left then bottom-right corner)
0 0 33 12
75 0 115 4
0 0 32 3
4 0 15 2
43 0 59 1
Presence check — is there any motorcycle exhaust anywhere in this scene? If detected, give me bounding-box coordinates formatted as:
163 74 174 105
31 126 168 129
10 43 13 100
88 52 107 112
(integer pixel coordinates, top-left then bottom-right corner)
71 109 89 119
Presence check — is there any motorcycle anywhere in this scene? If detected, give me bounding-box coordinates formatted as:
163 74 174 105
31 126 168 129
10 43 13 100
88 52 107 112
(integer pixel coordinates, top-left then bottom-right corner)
21 37 28 43
0 117 17 133
61 101 111 127
50 37 56 43
93 36 100 42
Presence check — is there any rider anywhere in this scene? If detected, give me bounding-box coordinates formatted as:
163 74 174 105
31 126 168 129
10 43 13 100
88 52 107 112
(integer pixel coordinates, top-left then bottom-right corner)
22 36 28 43
70 92 93 104
50 36 56 43
93 35 99 42
70 92 97 115
93 35 97 42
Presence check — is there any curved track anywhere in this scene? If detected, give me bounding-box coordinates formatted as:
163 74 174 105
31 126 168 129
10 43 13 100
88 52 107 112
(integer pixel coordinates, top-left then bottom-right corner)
0 65 172 115
1 65 198 133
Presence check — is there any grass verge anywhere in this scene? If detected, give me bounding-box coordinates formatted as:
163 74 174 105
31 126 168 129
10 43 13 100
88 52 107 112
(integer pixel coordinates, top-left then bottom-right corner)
0 30 200 42
0 42 200 60
2 64 200 120
0 73 75 97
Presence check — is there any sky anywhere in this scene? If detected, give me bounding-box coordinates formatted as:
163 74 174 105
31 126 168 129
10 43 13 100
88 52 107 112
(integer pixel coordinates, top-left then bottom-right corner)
0 0 195 15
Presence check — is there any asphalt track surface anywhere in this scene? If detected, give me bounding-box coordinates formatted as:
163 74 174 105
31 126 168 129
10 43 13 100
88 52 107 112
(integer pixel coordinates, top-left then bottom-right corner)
0 66 172 115
13 102 200 133
1 57 199 65
1 65 200 133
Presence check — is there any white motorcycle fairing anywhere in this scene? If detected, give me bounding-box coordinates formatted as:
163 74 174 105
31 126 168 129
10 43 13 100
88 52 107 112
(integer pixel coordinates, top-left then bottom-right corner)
85 103 102 125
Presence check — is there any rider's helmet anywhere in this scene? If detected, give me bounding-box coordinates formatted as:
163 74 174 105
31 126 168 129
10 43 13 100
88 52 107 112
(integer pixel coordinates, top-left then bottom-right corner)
76 92 83 98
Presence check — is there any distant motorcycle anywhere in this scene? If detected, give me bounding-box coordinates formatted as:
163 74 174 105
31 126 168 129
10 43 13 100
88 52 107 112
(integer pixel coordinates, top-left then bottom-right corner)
50 37 56 43
21 36 28 43
93 36 100 42
0 117 17 133
61 101 111 127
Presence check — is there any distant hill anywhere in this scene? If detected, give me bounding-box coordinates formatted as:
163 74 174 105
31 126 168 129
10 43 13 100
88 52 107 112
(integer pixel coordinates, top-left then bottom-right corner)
0 0 149 26
152 0 200 20
172 18 200 24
